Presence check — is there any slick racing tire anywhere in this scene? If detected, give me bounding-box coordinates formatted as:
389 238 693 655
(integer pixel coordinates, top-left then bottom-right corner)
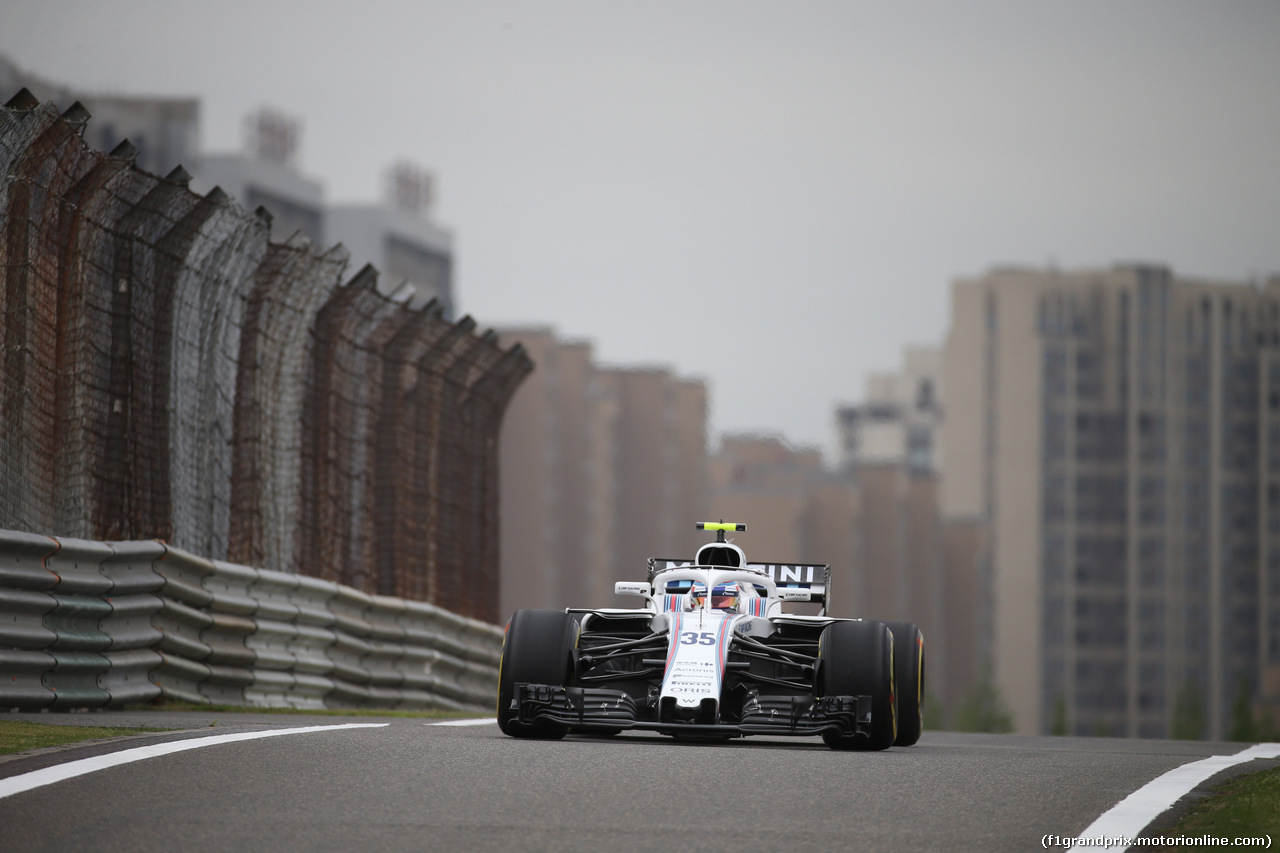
497 609 577 739
884 621 925 747
818 620 896 751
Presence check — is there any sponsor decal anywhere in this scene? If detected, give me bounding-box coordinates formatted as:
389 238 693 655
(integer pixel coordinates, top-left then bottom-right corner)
761 564 815 583
660 611 739 709
654 560 826 595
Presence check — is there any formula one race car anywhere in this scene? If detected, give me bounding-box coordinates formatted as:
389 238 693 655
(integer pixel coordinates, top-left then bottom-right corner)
497 522 924 750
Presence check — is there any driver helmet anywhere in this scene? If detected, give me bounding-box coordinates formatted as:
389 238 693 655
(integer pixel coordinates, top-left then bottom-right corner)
711 582 742 612
690 582 741 612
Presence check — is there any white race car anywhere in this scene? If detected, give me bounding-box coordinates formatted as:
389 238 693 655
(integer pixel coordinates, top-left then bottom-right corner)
497 522 924 750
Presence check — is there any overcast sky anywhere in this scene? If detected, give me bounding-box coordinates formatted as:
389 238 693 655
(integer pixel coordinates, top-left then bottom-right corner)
4 1 1279 455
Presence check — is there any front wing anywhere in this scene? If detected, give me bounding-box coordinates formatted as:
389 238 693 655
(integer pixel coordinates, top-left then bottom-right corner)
509 682 874 740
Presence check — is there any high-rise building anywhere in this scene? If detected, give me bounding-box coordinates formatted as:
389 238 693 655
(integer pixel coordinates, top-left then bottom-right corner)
1 54 199 178
603 368 711 577
193 111 453 312
833 347 967 715
835 345 943 473
192 108 325 245
495 328 562 617
709 434 826 561
942 263 1280 738
708 434 858 621
2 60 451 313
327 162 454 316
496 330 606 616
496 331 709 617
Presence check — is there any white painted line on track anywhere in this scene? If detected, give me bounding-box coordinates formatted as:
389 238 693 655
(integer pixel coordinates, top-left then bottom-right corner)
0 723 389 801
427 718 497 727
1067 742 1280 852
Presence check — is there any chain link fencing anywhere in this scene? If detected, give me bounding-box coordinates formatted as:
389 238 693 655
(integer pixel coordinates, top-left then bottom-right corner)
1 91 530 624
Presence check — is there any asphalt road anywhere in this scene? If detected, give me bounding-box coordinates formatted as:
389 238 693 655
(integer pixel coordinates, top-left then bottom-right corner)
0 711 1274 853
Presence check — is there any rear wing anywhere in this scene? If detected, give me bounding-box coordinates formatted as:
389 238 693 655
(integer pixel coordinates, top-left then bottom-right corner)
647 558 831 607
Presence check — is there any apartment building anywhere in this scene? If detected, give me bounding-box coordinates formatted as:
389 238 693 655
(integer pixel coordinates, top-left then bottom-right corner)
2 58 451 313
710 435 829 558
833 347 973 714
186 107 333 248
835 345 943 472
327 163 454 316
194 111 453 310
1 54 199 178
943 263 1280 738
496 330 709 618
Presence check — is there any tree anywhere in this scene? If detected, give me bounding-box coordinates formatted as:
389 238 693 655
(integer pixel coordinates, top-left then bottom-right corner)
1051 694 1068 736
1260 710 1280 742
1171 678 1204 741
953 670 1015 733
923 690 946 731
1228 674 1259 743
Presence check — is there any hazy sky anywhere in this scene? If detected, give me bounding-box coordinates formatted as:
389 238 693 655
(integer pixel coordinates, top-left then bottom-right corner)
4 1 1279 454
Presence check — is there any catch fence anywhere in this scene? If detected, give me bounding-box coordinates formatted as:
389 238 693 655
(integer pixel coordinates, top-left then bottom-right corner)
0 90 530 624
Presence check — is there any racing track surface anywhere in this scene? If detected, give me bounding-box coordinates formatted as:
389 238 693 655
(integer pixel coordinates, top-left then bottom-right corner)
2 711 1277 853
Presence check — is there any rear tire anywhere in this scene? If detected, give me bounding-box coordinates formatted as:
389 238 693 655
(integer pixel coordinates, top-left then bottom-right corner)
884 621 924 746
818 620 896 750
496 609 576 739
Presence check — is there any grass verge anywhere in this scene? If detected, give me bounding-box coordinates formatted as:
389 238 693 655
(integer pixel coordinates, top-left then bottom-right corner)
118 699 490 719
0 721 172 756
1 701 490 755
1164 765 1280 841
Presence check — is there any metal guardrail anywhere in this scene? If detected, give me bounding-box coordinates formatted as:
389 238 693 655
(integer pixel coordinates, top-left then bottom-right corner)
0 529 502 711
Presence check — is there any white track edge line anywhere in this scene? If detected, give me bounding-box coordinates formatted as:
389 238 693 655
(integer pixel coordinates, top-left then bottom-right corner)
1066 742 1280 852
427 718 497 727
0 723 389 800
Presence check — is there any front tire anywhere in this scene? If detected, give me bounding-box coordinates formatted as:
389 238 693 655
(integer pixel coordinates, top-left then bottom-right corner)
818 620 896 750
884 621 924 746
496 609 576 739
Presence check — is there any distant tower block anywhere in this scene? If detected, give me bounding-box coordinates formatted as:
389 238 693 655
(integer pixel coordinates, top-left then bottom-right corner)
244 107 301 166
384 160 435 214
